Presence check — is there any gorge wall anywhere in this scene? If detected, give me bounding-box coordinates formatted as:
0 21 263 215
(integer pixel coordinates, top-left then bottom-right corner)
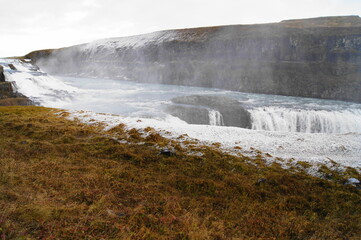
27 16 361 102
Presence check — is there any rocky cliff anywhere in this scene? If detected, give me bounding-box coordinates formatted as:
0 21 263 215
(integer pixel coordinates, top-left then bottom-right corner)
0 66 5 82
27 16 361 102
166 95 251 128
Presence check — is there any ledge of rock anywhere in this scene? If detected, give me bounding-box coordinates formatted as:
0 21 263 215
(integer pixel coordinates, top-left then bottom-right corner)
165 105 210 125
0 66 5 82
166 95 251 128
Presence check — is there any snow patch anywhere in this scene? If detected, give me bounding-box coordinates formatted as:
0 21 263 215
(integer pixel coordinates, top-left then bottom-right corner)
82 31 178 52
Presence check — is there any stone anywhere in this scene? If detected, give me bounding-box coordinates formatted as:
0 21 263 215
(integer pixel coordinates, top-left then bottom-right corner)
106 209 126 218
256 178 267 186
0 66 5 82
160 148 175 157
346 178 360 185
8 64 17 70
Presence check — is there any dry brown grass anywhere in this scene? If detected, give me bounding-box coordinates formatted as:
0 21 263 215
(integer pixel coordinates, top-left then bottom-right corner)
0 106 360 239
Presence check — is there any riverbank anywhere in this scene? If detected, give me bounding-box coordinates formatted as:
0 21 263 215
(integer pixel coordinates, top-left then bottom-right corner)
0 106 360 239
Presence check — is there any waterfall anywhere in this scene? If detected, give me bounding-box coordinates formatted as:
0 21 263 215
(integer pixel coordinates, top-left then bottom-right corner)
3 59 361 134
249 107 361 133
2 61 78 108
208 109 224 126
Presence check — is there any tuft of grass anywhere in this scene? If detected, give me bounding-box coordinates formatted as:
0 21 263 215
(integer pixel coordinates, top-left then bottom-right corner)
0 106 360 239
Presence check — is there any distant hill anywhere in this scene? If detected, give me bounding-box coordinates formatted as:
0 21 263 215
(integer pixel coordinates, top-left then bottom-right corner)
26 16 361 102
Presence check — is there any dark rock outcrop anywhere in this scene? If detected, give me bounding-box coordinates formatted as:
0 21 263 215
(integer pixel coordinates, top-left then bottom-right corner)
166 95 251 128
0 82 14 98
0 66 5 82
165 105 210 125
0 97 32 106
27 16 361 103
8 64 17 70
0 81 31 106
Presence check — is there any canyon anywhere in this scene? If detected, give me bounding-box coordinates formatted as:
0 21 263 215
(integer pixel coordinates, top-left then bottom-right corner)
27 16 361 102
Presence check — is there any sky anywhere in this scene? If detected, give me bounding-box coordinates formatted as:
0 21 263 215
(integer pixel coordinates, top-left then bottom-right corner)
1 0 360 57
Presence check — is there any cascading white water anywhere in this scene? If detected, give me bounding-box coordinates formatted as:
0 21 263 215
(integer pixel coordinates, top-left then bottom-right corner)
208 109 224 126
2 59 78 108
249 107 361 133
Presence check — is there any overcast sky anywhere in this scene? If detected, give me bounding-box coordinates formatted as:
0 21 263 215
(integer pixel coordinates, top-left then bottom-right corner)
1 0 360 57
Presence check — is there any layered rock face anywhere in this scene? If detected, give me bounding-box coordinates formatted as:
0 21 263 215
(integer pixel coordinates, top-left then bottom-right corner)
0 66 6 82
0 81 31 106
166 95 251 128
0 66 14 99
28 16 361 102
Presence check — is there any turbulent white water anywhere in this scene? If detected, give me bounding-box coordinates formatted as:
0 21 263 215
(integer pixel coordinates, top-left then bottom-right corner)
250 107 361 133
208 110 224 126
1 59 76 108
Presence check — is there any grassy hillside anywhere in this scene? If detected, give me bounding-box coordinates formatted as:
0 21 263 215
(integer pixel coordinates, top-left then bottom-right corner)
0 106 360 239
